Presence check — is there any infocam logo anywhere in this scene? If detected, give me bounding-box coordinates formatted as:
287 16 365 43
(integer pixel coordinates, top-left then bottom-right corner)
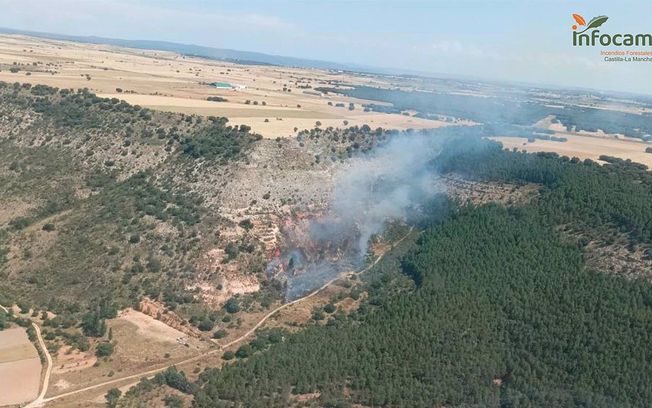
572 13 652 47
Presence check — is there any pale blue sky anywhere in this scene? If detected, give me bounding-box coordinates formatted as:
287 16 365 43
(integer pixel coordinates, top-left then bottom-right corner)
1 0 650 94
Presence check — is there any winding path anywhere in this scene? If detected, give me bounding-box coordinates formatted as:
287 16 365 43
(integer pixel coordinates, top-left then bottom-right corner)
24 323 53 408
19 227 415 406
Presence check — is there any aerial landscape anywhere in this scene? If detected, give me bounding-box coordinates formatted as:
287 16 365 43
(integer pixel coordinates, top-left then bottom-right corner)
0 1 651 407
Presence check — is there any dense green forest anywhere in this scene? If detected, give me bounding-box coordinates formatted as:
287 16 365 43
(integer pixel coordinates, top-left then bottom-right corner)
437 138 652 246
193 138 652 407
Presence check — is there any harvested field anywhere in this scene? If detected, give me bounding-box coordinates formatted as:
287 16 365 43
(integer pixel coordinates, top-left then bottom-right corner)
0 34 448 138
0 328 38 362
0 328 41 406
494 133 652 168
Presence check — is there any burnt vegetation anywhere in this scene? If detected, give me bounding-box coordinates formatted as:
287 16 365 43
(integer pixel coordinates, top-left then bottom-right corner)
0 81 399 347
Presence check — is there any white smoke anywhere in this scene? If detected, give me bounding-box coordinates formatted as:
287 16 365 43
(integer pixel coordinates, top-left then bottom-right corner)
281 133 446 299
330 133 444 256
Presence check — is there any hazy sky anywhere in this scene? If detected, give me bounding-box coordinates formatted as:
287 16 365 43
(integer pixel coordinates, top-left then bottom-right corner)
1 0 650 94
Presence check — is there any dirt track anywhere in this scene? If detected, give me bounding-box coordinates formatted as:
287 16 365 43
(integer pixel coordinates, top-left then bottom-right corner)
24 323 53 408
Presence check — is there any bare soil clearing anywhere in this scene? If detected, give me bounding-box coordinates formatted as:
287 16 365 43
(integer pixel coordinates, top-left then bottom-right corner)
51 346 97 376
117 309 197 345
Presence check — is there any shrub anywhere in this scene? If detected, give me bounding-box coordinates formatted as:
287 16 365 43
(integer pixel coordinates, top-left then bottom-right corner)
155 366 195 394
42 223 55 232
224 298 240 314
105 388 121 408
17 301 31 314
224 242 238 260
197 318 214 332
212 329 228 339
163 395 184 408
146 256 161 272
96 342 114 357
10 217 29 230
235 344 252 358
238 219 253 231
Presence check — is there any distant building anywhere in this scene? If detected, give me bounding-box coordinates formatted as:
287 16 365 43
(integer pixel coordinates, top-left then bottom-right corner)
211 81 232 89
210 82 246 91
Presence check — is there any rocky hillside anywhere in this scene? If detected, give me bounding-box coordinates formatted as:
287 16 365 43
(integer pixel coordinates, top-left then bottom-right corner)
0 81 394 335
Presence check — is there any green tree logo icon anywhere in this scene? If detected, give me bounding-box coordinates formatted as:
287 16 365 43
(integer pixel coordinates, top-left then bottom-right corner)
572 13 609 33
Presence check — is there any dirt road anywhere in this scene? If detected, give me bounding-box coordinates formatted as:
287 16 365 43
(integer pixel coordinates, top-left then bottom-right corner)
24 323 53 408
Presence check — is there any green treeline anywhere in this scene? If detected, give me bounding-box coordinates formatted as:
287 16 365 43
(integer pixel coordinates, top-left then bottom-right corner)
437 138 652 246
180 120 263 163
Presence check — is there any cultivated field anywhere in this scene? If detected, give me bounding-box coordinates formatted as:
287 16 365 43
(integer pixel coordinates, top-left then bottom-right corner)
494 133 652 168
0 34 648 164
0 35 444 138
0 328 41 407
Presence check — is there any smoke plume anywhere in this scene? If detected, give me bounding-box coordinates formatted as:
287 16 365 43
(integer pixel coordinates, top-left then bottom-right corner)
275 133 446 299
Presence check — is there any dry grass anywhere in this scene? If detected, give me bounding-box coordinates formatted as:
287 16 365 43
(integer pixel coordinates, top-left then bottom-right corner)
0 327 39 362
117 309 196 345
47 311 209 398
0 328 41 406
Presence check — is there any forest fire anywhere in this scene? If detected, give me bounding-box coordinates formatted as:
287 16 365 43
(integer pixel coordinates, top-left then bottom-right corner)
267 214 361 300
267 133 445 300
